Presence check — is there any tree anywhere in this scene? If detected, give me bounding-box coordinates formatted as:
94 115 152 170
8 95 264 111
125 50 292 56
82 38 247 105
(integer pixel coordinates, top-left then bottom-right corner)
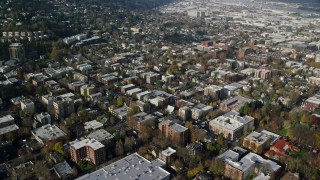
79 109 90 122
172 159 184 174
124 137 135 152
78 160 95 172
239 102 249 115
115 141 124 156
216 133 226 147
300 114 311 125
117 97 124 107
54 142 65 156
314 131 320 149
139 120 156 143
49 46 64 60
187 164 205 178
137 145 148 156
209 158 225 176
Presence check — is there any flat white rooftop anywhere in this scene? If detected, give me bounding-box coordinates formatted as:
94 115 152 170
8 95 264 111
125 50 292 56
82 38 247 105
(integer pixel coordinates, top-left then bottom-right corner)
0 115 14 125
77 153 170 180
84 120 103 131
209 111 254 131
0 124 19 136
32 124 66 141
70 138 104 151
161 147 176 157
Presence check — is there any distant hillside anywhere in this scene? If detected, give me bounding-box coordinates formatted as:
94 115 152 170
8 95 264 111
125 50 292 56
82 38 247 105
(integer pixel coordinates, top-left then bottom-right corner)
275 0 320 3
273 0 320 12
100 0 175 9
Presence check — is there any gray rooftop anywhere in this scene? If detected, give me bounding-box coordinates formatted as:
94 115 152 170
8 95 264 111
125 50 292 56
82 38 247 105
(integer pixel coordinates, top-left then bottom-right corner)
306 94 320 105
226 153 281 173
245 130 280 145
76 153 170 180
87 129 114 142
121 84 135 89
70 138 104 150
0 115 14 126
112 105 129 117
133 112 155 123
217 149 240 162
84 120 103 131
0 124 19 136
170 123 188 133
53 161 73 179
209 111 254 131
221 95 253 106
32 124 66 141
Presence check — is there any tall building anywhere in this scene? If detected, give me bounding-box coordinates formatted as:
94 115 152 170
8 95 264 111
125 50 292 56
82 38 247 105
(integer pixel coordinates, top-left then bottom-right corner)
9 43 25 61
70 138 106 165
35 112 52 125
0 115 19 140
158 120 189 146
20 99 35 114
254 69 272 80
53 96 74 119
80 85 95 97
128 112 155 132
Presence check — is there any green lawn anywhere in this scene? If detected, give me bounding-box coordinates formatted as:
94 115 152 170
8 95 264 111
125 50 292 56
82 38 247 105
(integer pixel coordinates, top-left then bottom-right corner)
290 149 306 158
277 128 287 136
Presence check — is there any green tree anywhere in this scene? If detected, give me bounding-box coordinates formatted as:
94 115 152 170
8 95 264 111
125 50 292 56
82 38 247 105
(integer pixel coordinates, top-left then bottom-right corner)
49 47 64 60
300 114 311 125
187 164 205 178
124 137 135 152
54 142 65 156
209 158 225 176
117 97 124 107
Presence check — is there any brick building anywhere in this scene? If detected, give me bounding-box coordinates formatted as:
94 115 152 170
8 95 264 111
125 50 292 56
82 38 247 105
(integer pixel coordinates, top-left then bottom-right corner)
243 130 280 154
209 111 254 141
224 153 281 180
158 120 189 146
254 69 272 80
301 94 320 112
128 112 155 132
70 138 106 165
159 147 176 164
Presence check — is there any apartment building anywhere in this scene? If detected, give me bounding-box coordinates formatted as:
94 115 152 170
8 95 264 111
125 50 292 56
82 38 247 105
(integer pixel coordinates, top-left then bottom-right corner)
70 138 106 165
53 94 75 119
209 111 254 141
158 120 189 146
243 130 280 154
